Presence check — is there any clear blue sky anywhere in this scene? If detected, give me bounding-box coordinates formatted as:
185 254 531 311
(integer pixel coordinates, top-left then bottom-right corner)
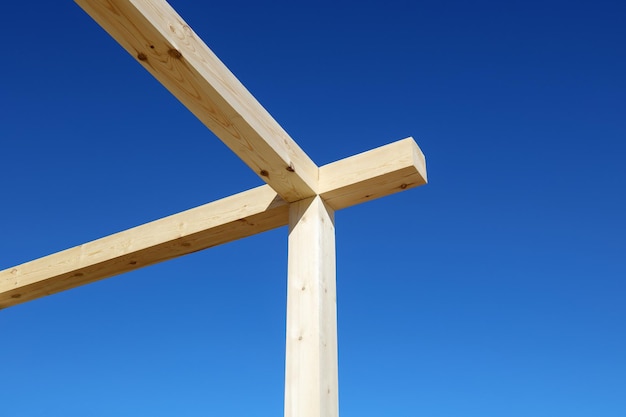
2 0 625 416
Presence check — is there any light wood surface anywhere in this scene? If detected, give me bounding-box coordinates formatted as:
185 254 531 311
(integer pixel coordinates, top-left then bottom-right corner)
9 2 429 415
0 186 287 309
0 139 426 309
0 4 434 417
320 137 427 210
74 0 318 202
285 196 338 417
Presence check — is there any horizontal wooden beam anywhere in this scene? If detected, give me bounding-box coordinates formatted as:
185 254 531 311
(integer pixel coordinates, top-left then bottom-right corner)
0 139 426 309
74 0 318 202
0 186 288 309
319 137 427 210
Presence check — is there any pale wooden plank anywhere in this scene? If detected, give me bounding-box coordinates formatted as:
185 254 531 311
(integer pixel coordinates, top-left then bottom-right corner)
0 186 288 309
1 139 426 309
285 196 338 417
319 137 427 210
74 0 318 202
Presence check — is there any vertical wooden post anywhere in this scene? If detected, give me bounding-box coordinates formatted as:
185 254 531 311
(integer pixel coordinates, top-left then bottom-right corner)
285 196 339 417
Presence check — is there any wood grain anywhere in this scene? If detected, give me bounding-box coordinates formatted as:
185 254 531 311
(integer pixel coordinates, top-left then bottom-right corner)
75 0 318 201
320 137 427 210
1 138 426 309
285 196 338 417
0 186 287 309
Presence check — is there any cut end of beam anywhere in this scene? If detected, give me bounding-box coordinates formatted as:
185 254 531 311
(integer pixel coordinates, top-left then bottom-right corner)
319 137 427 210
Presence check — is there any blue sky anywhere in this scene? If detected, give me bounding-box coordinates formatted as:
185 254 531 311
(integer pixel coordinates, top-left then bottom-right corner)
1 0 625 416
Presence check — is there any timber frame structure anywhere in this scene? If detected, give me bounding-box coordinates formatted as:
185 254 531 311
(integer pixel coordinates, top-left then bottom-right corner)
1 1 427 416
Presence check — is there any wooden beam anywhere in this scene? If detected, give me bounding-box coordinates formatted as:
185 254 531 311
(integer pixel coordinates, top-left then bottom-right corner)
0 186 288 309
285 196 338 417
319 137 427 210
0 139 426 309
74 0 318 202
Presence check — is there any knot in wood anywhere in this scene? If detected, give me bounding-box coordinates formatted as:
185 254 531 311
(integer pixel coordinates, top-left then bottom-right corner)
168 48 183 59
